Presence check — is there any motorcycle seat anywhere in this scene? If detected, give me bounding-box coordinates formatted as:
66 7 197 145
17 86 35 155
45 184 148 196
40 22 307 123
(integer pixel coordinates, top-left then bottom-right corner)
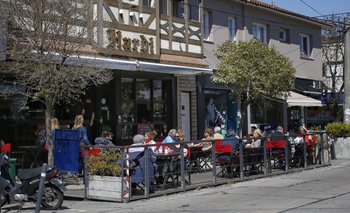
17 166 55 180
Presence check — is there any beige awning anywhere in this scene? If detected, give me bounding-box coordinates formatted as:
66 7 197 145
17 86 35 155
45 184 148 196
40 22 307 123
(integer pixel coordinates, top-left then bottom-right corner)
287 91 322 107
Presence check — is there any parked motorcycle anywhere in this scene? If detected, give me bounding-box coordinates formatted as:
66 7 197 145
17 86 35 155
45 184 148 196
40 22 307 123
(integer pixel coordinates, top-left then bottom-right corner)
0 153 65 210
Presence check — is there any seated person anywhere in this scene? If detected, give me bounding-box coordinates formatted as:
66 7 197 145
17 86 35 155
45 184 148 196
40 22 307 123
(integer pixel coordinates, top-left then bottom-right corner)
95 131 116 148
162 129 177 143
245 129 263 148
224 128 240 155
200 128 214 151
129 134 156 192
213 126 224 140
144 131 157 152
169 129 188 156
268 126 285 141
129 134 146 153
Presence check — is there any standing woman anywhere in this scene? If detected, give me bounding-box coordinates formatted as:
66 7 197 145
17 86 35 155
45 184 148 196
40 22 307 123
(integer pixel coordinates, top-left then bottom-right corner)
72 115 90 175
72 115 90 145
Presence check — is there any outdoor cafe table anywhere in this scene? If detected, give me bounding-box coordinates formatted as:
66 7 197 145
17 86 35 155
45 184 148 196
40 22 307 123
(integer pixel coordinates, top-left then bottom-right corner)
154 152 181 190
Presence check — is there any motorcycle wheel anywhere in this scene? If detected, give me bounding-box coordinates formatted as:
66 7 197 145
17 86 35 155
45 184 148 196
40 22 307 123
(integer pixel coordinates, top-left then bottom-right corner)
0 194 6 207
40 184 63 210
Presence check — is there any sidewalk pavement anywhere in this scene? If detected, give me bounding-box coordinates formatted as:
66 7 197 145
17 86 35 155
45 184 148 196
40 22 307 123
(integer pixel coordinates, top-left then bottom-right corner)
62 159 349 201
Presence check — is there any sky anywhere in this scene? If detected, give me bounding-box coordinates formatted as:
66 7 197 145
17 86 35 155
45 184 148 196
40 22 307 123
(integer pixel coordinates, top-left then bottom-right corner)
259 0 350 18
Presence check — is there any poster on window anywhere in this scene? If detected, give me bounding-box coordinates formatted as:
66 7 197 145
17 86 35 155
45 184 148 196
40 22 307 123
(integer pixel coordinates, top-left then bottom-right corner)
138 123 154 135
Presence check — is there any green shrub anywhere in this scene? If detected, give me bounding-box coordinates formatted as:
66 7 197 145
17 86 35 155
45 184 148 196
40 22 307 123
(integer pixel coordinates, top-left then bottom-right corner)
86 151 121 177
325 122 350 138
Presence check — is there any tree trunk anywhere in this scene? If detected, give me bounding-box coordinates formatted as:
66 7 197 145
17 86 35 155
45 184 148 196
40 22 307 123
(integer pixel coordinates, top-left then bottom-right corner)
240 101 249 137
45 100 54 166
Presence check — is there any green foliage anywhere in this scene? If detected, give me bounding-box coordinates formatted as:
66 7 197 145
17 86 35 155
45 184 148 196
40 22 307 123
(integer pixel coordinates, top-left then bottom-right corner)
325 122 350 138
86 151 122 177
213 40 296 102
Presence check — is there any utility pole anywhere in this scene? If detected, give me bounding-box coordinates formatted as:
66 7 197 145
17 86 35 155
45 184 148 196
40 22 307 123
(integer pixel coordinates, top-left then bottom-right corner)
344 17 350 123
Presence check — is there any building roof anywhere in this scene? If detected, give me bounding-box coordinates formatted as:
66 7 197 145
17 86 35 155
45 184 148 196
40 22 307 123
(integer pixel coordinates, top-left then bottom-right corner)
244 0 333 28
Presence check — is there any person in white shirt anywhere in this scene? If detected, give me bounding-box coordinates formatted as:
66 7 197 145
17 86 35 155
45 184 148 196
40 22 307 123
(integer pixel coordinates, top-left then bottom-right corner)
129 134 145 153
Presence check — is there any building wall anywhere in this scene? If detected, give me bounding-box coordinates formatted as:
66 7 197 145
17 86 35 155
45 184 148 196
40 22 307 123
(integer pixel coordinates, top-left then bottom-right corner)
204 0 324 81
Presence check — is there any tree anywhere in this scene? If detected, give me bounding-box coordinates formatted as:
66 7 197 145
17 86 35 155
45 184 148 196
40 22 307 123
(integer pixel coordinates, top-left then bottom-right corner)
322 15 349 122
0 0 113 165
213 40 295 134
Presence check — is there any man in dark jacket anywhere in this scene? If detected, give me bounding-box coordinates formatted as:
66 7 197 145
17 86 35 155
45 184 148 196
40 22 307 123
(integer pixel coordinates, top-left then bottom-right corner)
95 131 115 147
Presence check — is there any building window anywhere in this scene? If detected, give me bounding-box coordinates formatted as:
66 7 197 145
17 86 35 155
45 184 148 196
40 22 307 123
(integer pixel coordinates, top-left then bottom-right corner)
300 34 311 56
279 28 289 42
253 23 267 43
203 10 211 40
188 0 199 21
143 0 155 8
173 0 185 18
160 0 167 15
228 17 236 41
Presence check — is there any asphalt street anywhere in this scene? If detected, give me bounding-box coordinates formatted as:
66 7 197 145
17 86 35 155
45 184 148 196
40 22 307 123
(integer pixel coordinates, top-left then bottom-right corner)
2 159 350 213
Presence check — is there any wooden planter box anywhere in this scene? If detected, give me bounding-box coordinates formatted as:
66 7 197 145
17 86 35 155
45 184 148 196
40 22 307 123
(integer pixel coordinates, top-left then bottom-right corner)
88 175 122 202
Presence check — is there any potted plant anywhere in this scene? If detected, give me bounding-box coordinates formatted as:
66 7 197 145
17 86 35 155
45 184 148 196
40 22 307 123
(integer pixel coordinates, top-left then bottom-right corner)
86 151 123 201
325 122 350 159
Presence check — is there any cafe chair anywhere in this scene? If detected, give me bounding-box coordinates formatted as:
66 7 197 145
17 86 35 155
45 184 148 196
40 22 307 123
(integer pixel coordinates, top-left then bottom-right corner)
215 140 238 178
266 139 286 171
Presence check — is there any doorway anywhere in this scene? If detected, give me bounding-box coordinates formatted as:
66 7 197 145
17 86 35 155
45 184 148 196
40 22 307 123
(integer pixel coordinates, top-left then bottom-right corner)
180 92 191 141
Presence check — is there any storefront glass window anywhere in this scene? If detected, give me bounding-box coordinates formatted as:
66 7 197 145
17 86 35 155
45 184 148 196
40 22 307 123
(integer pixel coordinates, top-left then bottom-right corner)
119 77 171 142
204 90 228 130
121 78 134 123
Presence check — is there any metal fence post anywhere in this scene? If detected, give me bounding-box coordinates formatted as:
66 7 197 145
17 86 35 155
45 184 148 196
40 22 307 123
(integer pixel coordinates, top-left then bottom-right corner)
303 135 307 169
121 148 130 203
320 132 325 165
239 140 244 180
84 145 89 200
180 143 185 191
284 137 289 173
35 163 47 213
144 147 150 198
263 140 267 176
212 140 217 185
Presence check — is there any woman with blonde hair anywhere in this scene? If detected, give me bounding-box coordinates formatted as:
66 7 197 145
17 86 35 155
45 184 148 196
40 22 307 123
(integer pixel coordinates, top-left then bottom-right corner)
251 128 263 148
50 117 60 129
72 115 90 145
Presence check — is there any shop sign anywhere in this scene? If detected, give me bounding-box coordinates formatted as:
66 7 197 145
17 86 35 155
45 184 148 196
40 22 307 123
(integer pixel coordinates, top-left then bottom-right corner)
106 29 155 55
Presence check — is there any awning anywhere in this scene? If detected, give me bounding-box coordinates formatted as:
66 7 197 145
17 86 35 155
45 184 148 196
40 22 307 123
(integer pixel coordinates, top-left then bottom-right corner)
294 78 322 95
63 55 213 76
287 91 323 107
